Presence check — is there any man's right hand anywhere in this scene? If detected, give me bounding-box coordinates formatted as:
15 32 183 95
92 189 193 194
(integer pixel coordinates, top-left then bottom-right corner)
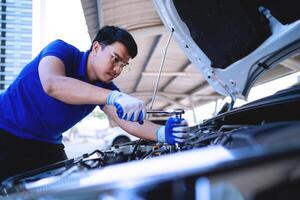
106 91 146 124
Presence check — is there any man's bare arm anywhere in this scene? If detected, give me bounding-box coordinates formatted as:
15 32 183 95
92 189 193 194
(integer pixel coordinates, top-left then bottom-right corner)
38 56 111 105
103 105 160 141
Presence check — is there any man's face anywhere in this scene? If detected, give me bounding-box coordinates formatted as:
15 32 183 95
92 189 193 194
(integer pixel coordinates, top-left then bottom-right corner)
88 41 131 83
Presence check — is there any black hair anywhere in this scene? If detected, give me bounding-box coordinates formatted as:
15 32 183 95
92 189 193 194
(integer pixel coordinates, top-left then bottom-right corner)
91 26 138 58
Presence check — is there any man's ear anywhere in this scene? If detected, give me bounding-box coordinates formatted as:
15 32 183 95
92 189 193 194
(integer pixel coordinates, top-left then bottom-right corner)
92 41 103 53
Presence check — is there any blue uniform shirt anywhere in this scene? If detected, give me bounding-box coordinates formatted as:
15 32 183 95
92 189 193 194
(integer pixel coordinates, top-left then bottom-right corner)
0 40 119 144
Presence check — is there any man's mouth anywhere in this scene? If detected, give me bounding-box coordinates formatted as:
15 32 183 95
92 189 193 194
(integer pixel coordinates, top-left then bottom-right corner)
109 73 117 79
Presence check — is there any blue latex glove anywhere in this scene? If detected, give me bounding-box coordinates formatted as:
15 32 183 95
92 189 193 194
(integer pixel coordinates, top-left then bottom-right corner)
106 91 146 124
156 116 189 145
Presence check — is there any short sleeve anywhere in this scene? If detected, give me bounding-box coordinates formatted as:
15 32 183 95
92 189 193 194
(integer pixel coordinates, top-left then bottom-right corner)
40 39 76 68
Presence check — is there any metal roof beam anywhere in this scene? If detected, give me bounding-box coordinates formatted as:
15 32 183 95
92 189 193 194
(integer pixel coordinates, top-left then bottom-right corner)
160 82 214 110
160 60 191 91
146 94 190 110
81 0 100 40
133 35 161 92
130 25 166 38
131 91 188 98
142 71 200 77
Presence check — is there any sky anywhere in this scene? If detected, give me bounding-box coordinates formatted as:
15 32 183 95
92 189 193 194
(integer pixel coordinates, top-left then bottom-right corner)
32 0 91 57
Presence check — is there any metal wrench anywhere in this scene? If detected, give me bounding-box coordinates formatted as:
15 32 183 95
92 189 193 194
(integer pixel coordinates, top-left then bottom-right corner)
146 109 184 119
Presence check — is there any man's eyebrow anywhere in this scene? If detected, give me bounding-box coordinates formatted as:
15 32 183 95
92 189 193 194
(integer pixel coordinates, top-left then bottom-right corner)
113 52 129 65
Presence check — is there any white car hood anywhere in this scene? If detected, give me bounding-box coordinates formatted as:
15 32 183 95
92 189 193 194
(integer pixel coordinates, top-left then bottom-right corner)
153 0 300 100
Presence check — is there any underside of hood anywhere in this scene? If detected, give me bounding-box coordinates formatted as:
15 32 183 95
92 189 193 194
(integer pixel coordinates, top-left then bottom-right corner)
153 0 300 100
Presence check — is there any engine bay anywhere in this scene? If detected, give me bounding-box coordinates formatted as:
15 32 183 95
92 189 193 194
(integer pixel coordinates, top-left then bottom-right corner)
1 85 300 196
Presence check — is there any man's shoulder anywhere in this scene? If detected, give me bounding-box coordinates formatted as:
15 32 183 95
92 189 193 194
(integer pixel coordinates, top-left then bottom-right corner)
45 39 79 51
40 39 82 66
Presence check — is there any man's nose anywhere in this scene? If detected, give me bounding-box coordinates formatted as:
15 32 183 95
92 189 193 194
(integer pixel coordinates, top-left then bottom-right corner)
113 64 122 74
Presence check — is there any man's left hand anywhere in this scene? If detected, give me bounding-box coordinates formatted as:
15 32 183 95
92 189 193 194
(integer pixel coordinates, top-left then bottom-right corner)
156 117 190 145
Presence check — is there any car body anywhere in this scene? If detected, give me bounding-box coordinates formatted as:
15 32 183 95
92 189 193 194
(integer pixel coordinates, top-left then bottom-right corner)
1 1 300 199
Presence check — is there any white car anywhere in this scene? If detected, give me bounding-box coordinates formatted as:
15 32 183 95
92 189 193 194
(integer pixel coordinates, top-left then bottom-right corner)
102 127 139 148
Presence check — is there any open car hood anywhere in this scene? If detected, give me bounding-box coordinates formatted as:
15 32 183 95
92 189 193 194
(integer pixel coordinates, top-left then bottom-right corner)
153 0 300 100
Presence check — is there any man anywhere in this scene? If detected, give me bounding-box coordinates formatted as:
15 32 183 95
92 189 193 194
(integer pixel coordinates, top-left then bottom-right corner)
0 26 189 181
